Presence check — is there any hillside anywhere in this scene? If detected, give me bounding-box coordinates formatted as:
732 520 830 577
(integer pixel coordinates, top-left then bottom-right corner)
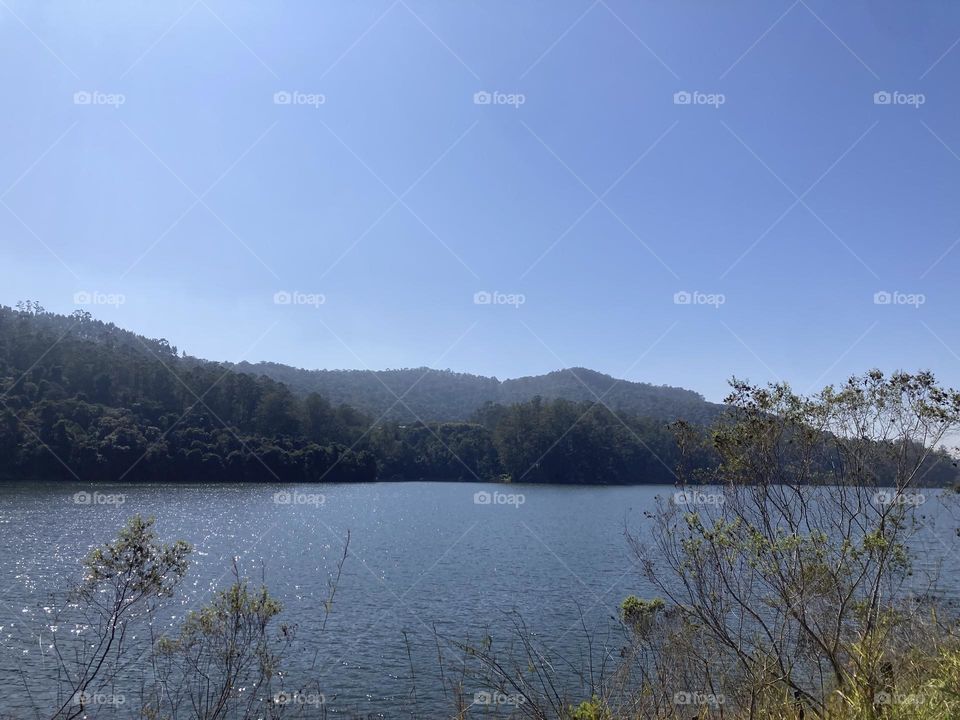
3 304 954 487
0 304 691 485
230 363 723 424
0 302 378 483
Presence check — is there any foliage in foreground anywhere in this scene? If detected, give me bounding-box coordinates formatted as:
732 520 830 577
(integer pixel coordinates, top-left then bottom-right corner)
453 371 960 720
42 515 335 720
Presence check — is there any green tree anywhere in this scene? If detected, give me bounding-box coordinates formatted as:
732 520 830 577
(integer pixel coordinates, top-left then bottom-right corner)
51 515 192 720
147 562 296 720
634 371 960 718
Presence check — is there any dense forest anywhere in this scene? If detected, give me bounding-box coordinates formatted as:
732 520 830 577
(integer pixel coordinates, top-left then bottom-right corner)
0 303 688 485
230 361 724 424
1 303 956 487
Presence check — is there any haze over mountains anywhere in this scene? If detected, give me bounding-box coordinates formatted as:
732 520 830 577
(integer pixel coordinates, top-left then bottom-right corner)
230 362 723 425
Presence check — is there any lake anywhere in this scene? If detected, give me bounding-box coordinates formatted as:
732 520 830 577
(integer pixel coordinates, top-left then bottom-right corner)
1 482 958 718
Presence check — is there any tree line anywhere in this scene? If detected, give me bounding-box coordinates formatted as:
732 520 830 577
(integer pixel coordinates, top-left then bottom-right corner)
230 361 723 424
1 303 956 488
0 304 686 484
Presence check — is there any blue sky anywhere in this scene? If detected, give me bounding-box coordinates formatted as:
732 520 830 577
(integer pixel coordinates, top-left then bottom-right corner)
3 0 960 402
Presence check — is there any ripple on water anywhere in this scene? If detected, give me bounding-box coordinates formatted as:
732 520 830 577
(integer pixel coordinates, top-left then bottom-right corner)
0 482 957 716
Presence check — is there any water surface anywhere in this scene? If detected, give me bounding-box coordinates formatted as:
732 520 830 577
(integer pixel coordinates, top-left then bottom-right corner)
0 482 957 718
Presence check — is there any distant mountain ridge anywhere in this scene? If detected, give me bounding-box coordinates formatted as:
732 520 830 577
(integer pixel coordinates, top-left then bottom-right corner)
0 304 716 485
3 305 956 487
230 362 724 424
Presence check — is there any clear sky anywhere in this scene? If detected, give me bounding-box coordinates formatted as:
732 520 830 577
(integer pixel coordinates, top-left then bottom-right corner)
2 0 960 402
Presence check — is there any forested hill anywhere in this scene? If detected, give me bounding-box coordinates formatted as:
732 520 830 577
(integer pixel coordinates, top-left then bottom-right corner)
230 363 723 424
0 303 696 484
6 304 952 487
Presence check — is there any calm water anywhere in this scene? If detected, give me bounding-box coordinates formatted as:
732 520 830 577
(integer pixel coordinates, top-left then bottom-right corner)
1 482 958 718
